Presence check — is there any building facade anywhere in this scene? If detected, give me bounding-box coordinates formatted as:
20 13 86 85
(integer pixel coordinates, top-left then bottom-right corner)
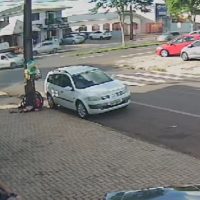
31 7 70 44
68 12 153 37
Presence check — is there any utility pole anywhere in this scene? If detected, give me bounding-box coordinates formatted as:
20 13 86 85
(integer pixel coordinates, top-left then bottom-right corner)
23 0 35 108
130 5 134 40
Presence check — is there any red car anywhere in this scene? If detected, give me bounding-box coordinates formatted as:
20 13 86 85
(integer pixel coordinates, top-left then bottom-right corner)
156 34 200 57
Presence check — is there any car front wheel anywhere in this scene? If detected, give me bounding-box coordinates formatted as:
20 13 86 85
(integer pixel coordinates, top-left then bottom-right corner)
181 52 189 61
47 93 56 109
76 101 88 119
160 49 169 57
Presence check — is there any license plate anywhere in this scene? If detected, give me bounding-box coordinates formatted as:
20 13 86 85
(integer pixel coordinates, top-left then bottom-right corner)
110 99 122 106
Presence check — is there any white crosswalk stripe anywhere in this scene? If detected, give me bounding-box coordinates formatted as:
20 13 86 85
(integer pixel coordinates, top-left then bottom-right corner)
114 72 200 87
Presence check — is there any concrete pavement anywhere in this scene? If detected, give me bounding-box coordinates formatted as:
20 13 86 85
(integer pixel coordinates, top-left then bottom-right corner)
1 103 200 199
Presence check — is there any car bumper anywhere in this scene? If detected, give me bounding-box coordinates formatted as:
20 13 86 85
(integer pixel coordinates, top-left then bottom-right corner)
87 95 131 114
156 48 162 55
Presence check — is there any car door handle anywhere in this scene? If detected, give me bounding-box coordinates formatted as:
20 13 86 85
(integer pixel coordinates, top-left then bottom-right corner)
60 91 64 93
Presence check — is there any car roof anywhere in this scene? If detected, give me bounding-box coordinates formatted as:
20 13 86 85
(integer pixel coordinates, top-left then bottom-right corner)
56 65 97 75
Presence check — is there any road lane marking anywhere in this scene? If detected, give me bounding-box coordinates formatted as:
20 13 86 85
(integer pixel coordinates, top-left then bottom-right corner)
135 73 182 80
152 71 200 79
132 101 200 118
121 81 146 86
116 74 166 83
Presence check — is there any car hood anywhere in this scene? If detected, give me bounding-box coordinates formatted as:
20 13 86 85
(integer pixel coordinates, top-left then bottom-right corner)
104 186 200 200
10 57 24 63
161 43 171 48
82 80 125 96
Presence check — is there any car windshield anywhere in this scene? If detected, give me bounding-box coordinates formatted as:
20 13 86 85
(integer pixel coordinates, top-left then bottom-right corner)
6 53 17 58
72 69 113 89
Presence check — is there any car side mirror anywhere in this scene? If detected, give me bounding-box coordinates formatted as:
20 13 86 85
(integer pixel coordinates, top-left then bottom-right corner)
65 86 73 91
188 44 193 48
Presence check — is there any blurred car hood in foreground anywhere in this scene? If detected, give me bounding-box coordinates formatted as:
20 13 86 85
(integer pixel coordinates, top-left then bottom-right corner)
104 185 200 200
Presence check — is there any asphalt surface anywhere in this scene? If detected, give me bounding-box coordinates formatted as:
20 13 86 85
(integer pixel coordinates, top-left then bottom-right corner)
90 83 200 158
0 45 156 88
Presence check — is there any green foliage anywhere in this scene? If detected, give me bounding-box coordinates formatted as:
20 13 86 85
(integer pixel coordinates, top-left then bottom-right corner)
89 0 153 14
166 0 200 22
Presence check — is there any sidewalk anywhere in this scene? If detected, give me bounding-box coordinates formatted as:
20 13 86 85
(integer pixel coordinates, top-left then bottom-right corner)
1 94 200 199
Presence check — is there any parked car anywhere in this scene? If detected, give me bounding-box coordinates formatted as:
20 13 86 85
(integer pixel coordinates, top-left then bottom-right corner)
33 40 60 55
189 30 200 35
0 52 24 69
79 31 92 39
157 31 180 42
60 34 85 45
89 31 112 40
181 40 200 61
156 34 200 57
44 65 131 118
70 32 88 39
104 185 200 200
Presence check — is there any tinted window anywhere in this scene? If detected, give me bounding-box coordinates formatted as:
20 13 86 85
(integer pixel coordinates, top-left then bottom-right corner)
1 55 7 60
59 74 72 88
48 74 61 86
184 37 195 42
171 32 180 36
47 74 54 84
42 42 52 46
173 37 184 44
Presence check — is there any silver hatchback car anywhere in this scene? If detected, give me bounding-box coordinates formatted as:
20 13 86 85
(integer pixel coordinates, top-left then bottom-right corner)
181 40 200 61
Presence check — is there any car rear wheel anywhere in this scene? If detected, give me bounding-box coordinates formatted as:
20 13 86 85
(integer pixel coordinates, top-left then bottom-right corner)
89 36 93 40
52 48 58 54
76 101 88 119
47 93 56 109
160 49 169 57
33 51 38 56
10 62 17 68
181 52 189 61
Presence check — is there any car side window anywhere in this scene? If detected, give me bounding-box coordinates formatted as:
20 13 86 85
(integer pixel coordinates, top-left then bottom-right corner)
1 56 7 60
59 74 72 88
193 41 200 47
42 42 52 46
52 74 61 86
184 37 195 42
173 37 183 44
47 74 54 84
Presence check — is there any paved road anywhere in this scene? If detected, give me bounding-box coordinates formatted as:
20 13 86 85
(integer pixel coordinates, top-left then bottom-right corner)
0 46 156 89
89 83 200 158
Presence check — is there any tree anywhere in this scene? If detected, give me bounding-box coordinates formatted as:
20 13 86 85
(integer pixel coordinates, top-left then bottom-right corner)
89 0 153 46
166 0 200 30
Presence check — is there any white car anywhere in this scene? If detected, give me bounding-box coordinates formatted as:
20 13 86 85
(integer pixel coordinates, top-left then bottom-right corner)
61 34 85 45
189 30 200 35
33 40 60 55
89 31 112 40
181 40 200 61
44 65 130 118
0 52 24 69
